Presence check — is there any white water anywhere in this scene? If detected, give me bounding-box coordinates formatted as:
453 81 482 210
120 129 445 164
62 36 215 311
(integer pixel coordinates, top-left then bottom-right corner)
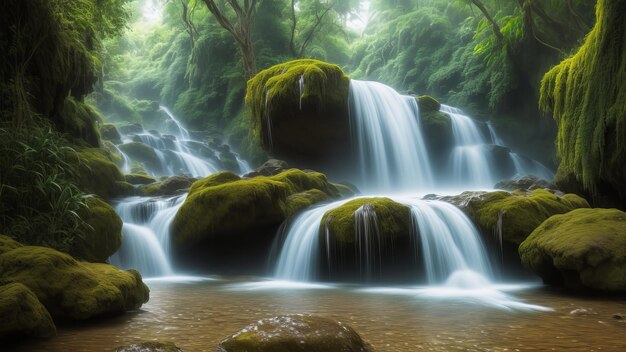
349 80 433 192
110 195 185 277
109 107 251 277
272 80 554 309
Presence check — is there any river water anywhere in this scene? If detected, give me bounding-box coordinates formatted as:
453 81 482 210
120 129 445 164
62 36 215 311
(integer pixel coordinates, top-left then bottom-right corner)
14 277 626 351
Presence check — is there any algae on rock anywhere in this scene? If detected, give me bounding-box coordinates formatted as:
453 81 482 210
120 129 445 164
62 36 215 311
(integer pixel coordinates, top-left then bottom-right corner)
520 208 626 292
0 283 56 339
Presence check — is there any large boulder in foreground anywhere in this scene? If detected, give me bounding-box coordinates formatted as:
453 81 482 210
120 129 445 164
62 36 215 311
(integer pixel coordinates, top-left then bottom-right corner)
171 170 343 273
217 314 373 352
519 208 626 292
0 283 56 339
246 59 351 166
321 198 414 282
0 235 149 320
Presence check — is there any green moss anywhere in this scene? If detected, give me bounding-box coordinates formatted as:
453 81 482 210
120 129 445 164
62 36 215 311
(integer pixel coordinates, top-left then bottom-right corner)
0 236 150 320
245 59 350 149
456 189 590 246
118 142 161 172
330 183 357 198
285 189 331 215
69 148 126 200
72 197 122 262
0 235 22 255
125 173 157 185
417 95 441 113
519 208 626 292
141 176 197 197
0 283 56 339
539 0 626 205
172 169 340 246
99 124 122 144
322 197 411 244
60 97 102 148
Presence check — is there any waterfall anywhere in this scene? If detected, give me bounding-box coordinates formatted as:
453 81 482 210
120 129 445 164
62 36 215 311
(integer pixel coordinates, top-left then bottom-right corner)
109 107 251 277
273 79 554 286
110 195 185 277
509 152 554 181
349 80 433 192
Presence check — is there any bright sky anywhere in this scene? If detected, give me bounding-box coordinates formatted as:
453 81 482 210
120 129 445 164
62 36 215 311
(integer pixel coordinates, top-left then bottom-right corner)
141 0 163 23
347 0 371 33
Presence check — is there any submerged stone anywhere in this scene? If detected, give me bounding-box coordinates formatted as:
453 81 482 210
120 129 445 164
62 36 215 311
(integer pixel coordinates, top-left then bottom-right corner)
115 341 184 352
217 314 374 352
519 208 626 292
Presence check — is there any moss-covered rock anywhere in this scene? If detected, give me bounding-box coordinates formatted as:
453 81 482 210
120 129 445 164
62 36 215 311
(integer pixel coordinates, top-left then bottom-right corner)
172 169 340 247
494 176 555 191
72 197 123 262
0 283 56 339
417 95 441 113
217 314 374 352
539 0 626 209
141 176 198 197
519 208 626 292
125 173 158 185
444 189 590 247
99 124 122 144
419 110 453 166
0 235 149 320
118 142 161 173
118 123 144 135
245 59 351 159
70 148 128 200
319 197 415 281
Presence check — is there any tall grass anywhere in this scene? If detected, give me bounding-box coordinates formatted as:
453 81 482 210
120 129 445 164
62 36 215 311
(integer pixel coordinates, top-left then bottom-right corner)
0 120 91 251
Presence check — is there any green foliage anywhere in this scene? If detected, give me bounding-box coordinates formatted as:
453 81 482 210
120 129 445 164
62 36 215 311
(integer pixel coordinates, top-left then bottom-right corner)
540 0 626 205
0 122 91 253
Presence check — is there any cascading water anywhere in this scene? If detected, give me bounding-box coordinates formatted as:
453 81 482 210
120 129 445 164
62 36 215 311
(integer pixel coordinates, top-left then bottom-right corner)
273 80 554 296
109 107 251 277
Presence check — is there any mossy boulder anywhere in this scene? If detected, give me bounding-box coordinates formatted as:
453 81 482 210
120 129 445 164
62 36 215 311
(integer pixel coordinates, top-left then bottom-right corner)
416 95 441 113
519 208 626 292
72 197 123 262
0 235 149 320
99 124 122 144
320 198 414 281
0 283 56 339
495 176 555 191
245 59 351 160
70 148 129 200
141 176 198 197
171 170 341 273
440 189 590 276
217 314 374 352
118 142 161 173
125 173 158 185
118 123 144 135
419 110 453 166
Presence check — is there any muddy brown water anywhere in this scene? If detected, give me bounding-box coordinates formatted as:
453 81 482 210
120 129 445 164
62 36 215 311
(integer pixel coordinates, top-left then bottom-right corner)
11 277 626 352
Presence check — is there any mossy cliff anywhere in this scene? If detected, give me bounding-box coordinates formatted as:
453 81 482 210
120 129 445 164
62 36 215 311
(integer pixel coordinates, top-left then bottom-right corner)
245 59 350 160
171 169 344 273
519 208 626 293
539 0 626 208
320 197 416 282
0 235 149 321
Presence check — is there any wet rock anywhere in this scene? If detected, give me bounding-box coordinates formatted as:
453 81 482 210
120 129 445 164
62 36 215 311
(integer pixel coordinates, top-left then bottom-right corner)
0 283 56 339
115 341 183 352
613 314 625 320
69 148 129 200
140 176 197 197
99 124 122 144
495 176 556 191
217 314 374 352
126 174 158 185
519 208 626 292
73 197 123 262
119 142 161 173
118 123 144 135
244 159 289 178
0 235 149 320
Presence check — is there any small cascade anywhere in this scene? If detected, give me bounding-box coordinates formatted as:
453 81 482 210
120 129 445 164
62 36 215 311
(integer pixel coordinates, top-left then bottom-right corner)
160 106 190 140
354 204 382 281
274 200 347 281
349 80 433 192
487 122 504 146
509 152 554 181
110 195 185 277
298 74 305 110
442 104 496 188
